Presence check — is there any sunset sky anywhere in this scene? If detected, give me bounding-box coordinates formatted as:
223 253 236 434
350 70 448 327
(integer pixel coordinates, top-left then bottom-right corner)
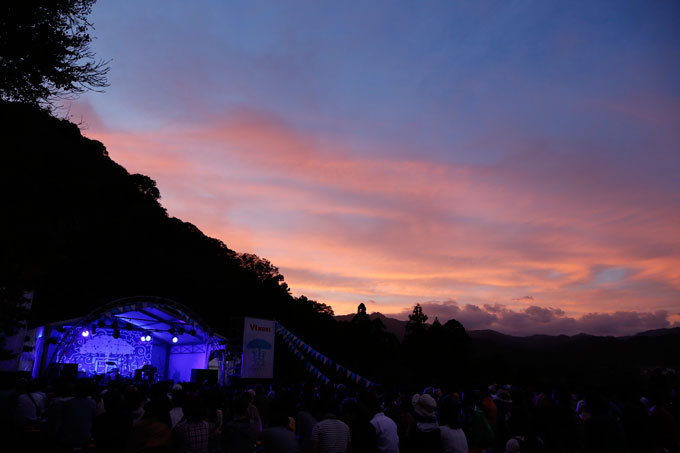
70 0 680 335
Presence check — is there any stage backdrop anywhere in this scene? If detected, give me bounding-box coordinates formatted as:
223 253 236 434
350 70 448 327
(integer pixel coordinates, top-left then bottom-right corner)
241 317 275 379
60 328 152 376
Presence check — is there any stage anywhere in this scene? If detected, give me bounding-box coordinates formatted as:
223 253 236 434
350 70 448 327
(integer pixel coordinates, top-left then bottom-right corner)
26 297 228 383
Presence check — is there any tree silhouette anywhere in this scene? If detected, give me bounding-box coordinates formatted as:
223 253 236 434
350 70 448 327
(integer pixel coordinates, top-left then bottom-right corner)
352 302 370 324
0 0 109 108
406 303 428 335
444 318 468 341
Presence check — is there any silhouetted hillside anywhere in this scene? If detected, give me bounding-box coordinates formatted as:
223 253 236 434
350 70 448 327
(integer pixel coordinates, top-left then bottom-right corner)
338 312 680 382
0 102 332 337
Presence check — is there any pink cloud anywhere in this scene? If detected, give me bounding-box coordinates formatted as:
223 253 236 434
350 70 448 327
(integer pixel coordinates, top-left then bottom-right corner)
393 301 673 336
72 103 680 329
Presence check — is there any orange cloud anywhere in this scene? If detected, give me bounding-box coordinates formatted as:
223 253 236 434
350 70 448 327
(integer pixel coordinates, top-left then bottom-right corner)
74 104 680 324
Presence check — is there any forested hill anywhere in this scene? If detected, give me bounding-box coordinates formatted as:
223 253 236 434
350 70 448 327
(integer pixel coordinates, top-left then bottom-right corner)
0 102 333 334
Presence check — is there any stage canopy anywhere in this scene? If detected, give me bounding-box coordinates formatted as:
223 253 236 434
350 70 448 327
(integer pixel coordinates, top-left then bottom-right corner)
29 296 227 382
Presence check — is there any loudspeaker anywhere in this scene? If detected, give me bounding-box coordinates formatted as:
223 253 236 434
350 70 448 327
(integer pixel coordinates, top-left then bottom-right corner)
191 368 218 385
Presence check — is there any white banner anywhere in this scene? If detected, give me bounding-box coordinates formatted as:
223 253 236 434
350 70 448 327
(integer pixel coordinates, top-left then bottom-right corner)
241 317 275 379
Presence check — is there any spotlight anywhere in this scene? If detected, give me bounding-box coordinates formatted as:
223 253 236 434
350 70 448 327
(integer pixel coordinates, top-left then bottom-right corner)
172 336 178 343
141 335 146 342
145 334 152 342
81 330 90 338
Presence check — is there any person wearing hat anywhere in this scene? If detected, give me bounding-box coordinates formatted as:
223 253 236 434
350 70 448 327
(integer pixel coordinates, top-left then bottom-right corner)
402 393 441 453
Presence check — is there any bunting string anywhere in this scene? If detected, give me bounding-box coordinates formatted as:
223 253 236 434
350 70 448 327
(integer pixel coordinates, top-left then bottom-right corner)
275 323 377 388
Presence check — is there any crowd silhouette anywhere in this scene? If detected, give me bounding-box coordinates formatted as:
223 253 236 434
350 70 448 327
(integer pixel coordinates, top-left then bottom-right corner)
2 368 678 453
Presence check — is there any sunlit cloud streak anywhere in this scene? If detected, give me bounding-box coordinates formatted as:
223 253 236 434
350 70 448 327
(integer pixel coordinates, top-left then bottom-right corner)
72 101 680 332
64 0 680 334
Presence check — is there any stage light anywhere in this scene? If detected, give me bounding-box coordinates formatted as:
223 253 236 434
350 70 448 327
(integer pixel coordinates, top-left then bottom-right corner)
172 336 178 343
145 334 152 342
141 335 146 342
81 330 90 338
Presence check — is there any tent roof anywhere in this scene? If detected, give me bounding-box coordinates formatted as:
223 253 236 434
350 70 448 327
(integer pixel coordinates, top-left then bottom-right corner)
44 296 226 346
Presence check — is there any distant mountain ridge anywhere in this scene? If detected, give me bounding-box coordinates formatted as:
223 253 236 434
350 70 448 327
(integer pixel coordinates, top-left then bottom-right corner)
336 312 680 375
336 311 680 341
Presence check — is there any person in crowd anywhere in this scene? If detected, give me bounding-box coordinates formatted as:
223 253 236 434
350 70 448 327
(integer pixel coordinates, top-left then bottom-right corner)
223 395 259 453
366 392 399 453
402 393 440 452
649 391 679 453
297 388 318 453
126 385 147 425
13 378 47 429
246 389 263 433
92 388 133 453
170 386 186 429
620 391 651 453
438 395 468 453
174 396 210 453
311 398 352 453
552 387 584 453
341 394 376 453
583 393 628 453
462 391 494 453
491 388 513 451
54 378 98 450
260 401 300 453
12 378 48 450
130 399 173 453
383 390 413 453
205 389 225 453
253 385 271 429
